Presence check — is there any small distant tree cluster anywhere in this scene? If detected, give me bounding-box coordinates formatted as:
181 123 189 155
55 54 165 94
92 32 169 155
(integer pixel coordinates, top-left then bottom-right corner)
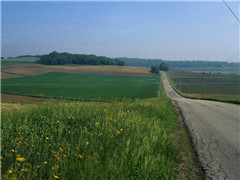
37 51 125 66
150 66 159 74
150 62 169 74
1 57 4 59
159 62 169 71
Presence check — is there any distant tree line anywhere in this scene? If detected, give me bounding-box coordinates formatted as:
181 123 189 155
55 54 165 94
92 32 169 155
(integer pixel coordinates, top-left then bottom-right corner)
37 51 125 66
116 57 239 70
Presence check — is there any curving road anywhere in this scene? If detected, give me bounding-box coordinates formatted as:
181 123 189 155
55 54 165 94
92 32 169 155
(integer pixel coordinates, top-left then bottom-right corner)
161 72 240 180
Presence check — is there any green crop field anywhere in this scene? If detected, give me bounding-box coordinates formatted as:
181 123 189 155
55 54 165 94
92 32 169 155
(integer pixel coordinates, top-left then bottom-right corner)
2 72 159 101
168 71 240 102
1 57 39 63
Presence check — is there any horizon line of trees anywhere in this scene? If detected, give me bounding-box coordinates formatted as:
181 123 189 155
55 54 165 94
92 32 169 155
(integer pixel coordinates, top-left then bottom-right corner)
37 51 125 66
116 57 239 68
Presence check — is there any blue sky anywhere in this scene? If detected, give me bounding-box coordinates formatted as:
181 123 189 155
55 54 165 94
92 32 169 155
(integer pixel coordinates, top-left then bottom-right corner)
1 1 239 61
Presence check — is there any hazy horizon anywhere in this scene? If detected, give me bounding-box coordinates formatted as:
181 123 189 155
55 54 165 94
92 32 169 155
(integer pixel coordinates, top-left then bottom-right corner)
1 1 239 61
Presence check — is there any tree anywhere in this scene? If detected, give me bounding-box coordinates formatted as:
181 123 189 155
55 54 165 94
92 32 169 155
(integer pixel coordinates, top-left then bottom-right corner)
150 66 159 74
1 57 4 59
36 51 125 66
159 62 169 71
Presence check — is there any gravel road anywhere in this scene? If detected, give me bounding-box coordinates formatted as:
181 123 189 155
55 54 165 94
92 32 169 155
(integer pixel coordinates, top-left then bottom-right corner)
161 72 240 180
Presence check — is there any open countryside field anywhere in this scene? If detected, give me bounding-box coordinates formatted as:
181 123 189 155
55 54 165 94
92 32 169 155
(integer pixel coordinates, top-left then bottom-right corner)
168 71 240 102
2 72 159 101
1 63 156 78
1 74 202 179
1 56 39 63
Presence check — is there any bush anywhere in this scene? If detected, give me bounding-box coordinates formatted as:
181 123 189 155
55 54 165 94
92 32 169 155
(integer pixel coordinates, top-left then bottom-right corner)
150 66 159 74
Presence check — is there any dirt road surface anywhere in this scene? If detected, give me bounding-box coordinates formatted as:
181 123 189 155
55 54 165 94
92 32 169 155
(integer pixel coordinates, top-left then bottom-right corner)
162 72 240 180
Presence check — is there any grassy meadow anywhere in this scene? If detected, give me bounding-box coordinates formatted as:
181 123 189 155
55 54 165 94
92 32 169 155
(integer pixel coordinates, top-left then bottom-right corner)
168 71 240 103
2 72 159 101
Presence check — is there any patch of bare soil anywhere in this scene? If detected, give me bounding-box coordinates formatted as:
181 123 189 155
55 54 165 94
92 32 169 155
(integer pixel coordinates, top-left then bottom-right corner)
1 72 21 79
1 63 157 77
1 94 57 103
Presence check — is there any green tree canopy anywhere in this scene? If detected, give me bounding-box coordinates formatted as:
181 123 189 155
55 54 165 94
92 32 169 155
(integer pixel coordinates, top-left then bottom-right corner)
159 62 169 71
150 66 159 74
37 51 125 66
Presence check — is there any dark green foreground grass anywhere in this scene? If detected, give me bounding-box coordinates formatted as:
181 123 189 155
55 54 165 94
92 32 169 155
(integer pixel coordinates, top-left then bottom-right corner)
2 72 159 101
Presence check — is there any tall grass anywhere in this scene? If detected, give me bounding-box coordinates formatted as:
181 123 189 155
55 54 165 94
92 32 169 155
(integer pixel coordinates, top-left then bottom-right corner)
1 97 181 179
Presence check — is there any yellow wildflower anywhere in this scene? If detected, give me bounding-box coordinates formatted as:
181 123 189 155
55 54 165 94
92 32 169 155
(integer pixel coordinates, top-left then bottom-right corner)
46 137 49 140
59 147 63 152
120 129 123 131
44 161 47 164
53 175 59 179
9 170 13 174
68 131 71 134
16 157 25 162
100 147 104 150
86 141 89 145
78 154 82 159
10 149 15 152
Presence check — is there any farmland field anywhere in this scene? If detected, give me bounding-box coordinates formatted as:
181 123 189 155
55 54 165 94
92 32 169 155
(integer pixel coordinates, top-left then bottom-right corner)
2 72 159 101
1 57 39 63
1 63 156 77
1 76 202 179
168 71 240 102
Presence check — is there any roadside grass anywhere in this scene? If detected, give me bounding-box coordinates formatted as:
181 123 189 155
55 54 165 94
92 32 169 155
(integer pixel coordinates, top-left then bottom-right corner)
1 57 39 63
167 71 240 104
2 72 159 101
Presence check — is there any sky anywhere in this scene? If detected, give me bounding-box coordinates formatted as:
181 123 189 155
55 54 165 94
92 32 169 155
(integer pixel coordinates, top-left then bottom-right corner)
1 1 239 61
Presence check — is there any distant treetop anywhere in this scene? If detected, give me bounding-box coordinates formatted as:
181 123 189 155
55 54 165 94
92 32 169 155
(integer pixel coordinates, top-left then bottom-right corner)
37 51 125 66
